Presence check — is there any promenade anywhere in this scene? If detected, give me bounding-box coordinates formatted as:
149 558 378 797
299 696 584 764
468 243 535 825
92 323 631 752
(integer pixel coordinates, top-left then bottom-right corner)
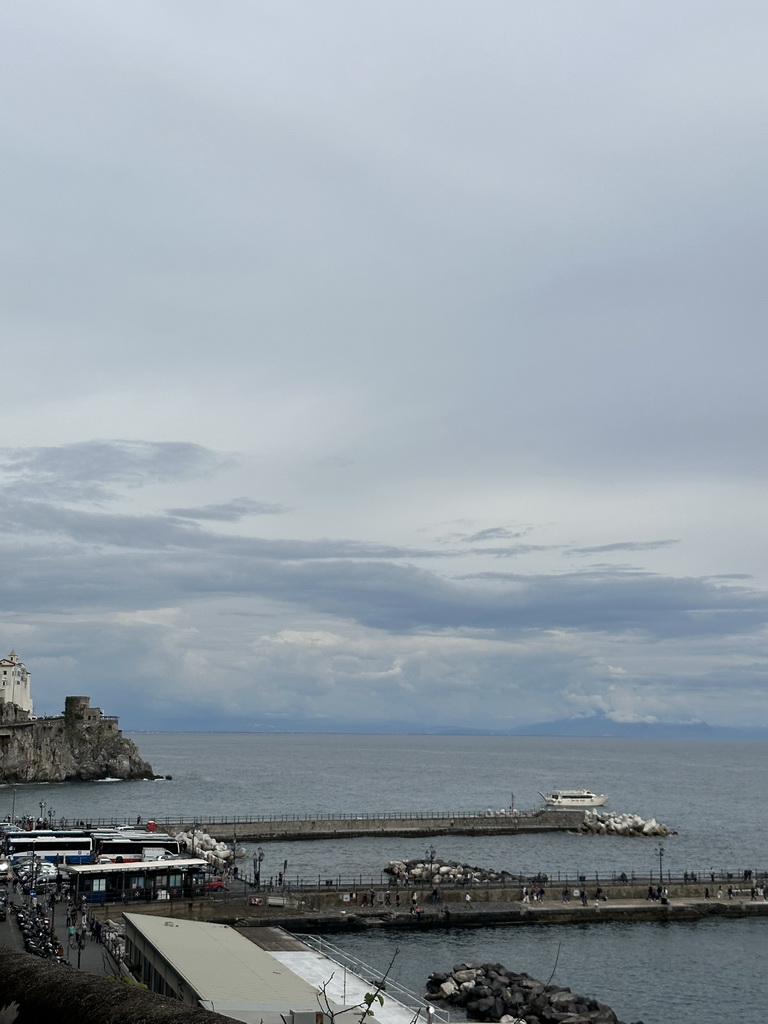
84 880 768 933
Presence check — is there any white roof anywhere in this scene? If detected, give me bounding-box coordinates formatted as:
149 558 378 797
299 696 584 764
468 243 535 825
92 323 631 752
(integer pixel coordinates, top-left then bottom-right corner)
123 914 320 1011
66 858 208 875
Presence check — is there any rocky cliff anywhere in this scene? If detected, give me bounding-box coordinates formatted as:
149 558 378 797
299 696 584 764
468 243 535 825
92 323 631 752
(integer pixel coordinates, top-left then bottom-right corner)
0 701 154 782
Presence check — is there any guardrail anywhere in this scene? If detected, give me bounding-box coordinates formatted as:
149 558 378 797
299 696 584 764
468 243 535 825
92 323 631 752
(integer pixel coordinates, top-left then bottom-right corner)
57 809 539 827
297 933 452 1023
217 868 768 894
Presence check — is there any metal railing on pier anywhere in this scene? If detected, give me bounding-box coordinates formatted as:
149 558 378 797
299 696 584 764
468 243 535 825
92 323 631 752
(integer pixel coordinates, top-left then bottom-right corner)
226 867 767 895
56 808 540 827
295 933 452 1023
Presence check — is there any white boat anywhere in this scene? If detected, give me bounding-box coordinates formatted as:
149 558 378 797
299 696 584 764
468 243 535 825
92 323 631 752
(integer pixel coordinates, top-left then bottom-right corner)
539 789 608 808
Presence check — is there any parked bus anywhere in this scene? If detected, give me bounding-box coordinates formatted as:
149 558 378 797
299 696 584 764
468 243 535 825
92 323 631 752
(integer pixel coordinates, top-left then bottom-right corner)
4 830 93 865
92 830 180 863
64 858 209 904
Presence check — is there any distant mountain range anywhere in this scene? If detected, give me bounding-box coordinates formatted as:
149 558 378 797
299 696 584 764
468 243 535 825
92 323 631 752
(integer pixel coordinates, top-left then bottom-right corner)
499 713 768 740
134 710 768 739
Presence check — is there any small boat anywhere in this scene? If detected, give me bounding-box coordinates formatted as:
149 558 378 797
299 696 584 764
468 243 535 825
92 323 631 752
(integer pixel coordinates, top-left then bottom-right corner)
538 789 608 808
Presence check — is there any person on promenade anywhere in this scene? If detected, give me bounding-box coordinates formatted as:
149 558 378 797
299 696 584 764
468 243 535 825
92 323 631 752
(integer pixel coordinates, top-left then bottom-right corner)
717 888 723 899
465 892 472 903
704 887 710 899
727 886 734 900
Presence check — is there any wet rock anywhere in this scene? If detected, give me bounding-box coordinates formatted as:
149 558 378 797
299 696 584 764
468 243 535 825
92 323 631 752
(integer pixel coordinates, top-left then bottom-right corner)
426 961 631 1024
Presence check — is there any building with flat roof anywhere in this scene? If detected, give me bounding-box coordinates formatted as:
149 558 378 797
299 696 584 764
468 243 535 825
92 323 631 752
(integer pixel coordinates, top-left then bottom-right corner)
123 915 349 1024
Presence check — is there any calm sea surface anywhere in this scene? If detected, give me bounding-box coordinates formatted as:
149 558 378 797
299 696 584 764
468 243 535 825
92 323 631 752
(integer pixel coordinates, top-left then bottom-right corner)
1 733 766 1024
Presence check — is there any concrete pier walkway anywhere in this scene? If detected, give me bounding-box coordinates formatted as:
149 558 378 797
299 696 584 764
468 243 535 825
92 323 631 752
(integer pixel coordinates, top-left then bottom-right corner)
162 809 585 842
85 882 768 934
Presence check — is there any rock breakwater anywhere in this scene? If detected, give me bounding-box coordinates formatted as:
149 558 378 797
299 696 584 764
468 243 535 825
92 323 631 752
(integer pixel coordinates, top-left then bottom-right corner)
385 857 511 887
426 961 644 1024
175 829 240 872
581 811 675 837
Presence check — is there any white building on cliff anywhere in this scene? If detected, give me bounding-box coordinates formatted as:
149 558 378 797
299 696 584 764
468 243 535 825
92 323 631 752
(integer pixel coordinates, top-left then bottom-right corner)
0 651 33 714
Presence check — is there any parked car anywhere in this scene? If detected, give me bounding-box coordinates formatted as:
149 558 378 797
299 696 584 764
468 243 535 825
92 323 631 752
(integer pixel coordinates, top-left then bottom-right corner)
204 878 227 892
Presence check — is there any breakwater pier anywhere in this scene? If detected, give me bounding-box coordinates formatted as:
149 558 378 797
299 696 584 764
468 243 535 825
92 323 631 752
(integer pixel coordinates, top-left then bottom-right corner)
66 809 587 841
85 883 768 934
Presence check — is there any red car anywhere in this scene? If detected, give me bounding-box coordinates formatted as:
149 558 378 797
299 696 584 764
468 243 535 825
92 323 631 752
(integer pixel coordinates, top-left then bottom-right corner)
204 878 226 891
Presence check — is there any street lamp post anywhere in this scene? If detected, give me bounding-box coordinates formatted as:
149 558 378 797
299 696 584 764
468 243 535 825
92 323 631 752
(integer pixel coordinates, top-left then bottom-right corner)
656 843 665 885
253 847 264 889
425 845 436 890
11 787 16 824
39 800 46 827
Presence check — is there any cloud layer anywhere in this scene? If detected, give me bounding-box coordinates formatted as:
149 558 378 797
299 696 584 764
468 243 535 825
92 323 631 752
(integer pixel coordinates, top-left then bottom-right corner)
1 3 767 729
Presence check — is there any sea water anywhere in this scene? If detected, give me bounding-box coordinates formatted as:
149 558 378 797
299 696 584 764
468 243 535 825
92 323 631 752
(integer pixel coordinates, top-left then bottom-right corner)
1 733 765 1023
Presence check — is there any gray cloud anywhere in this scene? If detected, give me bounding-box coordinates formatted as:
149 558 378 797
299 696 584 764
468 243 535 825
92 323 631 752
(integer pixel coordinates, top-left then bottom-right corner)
461 527 530 544
0 441 229 502
568 540 680 556
468 545 559 559
166 498 289 521
1 2 767 729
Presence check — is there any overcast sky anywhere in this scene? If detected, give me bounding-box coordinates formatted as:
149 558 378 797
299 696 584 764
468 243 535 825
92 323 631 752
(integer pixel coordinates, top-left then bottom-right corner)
1 1 767 731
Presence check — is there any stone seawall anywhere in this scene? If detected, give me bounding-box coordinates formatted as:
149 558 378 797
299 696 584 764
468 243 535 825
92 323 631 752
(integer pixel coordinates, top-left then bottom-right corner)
86 882 768 931
169 809 585 842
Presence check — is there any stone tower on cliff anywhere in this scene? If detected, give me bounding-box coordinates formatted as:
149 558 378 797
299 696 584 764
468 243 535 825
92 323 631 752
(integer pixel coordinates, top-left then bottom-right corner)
0 651 33 715
0 648 154 782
